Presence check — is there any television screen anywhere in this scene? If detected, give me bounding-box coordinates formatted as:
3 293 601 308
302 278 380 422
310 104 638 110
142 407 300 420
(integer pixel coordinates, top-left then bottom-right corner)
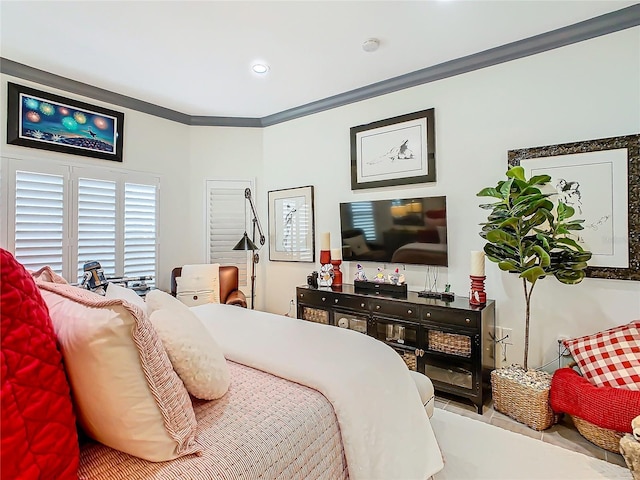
339 196 447 266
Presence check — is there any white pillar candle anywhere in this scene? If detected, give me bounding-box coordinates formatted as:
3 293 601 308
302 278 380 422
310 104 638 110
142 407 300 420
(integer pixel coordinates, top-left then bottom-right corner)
321 232 331 250
331 247 342 260
470 250 485 276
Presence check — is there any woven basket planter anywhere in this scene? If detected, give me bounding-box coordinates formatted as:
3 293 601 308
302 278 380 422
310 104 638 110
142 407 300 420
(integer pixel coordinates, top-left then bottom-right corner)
571 415 625 453
491 365 560 431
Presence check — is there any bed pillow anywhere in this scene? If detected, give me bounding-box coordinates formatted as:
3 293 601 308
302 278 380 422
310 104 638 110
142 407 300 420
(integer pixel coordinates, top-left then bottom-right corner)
1 249 79 479
176 275 216 307
104 282 148 315
146 289 230 400
563 321 640 390
36 282 200 462
176 263 220 307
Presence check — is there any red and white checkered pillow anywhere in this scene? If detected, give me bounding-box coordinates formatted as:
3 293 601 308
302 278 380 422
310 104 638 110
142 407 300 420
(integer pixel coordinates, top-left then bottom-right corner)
563 321 640 391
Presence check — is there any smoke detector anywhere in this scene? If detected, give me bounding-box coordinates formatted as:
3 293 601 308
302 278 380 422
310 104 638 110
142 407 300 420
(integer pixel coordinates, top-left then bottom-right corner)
362 38 380 53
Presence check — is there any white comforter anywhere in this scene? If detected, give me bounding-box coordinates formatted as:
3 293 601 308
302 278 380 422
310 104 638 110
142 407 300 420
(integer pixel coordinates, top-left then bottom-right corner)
193 303 444 480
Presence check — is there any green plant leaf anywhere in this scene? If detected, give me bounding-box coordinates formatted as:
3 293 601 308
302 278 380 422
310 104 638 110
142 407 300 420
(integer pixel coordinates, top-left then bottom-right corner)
498 260 520 271
555 237 583 250
532 245 551 267
528 174 551 186
506 166 526 181
554 269 586 284
499 178 514 197
477 188 504 199
486 229 517 246
520 266 546 284
498 217 520 229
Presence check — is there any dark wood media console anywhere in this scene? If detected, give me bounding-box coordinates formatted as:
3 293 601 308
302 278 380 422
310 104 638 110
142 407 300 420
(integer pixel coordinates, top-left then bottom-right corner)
296 284 495 413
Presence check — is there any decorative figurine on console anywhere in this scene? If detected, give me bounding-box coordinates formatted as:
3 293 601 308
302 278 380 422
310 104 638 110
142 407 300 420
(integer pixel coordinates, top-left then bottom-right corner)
319 263 333 287
373 266 386 283
354 263 367 282
388 268 405 285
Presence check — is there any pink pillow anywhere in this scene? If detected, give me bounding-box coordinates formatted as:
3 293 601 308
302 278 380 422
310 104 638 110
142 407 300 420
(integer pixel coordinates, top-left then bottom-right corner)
563 321 640 390
37 281 200 462
1 249 79 479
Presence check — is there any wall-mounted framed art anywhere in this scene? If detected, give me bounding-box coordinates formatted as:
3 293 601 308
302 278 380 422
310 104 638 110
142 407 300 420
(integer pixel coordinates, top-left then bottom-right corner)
7 82 125 162
350 108 435 190
268 185 315 262
508 134 639 281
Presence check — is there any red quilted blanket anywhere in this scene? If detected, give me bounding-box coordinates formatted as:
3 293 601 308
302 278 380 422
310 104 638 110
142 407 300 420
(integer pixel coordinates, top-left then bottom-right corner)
550 366 640 433
1 249 79 479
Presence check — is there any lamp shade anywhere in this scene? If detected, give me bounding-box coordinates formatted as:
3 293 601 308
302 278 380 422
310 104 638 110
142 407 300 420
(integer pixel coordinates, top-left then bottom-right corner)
233 232 258 251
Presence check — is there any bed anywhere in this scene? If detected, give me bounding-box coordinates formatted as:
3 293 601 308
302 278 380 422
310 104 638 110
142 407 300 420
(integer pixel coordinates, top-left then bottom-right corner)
1 248 444 480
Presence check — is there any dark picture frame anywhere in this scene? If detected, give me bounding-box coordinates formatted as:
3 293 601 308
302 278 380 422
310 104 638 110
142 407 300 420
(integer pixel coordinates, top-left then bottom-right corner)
268 185 315 262
350 108 435 190
7 82 125 162
508 134 639 281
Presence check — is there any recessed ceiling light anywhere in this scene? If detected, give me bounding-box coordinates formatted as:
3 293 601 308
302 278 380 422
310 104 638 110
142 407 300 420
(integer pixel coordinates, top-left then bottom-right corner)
252 63 269 74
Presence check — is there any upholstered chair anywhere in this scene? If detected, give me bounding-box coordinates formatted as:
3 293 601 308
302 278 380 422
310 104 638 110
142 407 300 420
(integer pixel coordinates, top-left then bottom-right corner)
170 266 247 308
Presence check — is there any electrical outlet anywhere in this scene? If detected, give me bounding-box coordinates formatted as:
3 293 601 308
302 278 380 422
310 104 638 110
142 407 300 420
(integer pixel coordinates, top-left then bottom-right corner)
494 327 513 368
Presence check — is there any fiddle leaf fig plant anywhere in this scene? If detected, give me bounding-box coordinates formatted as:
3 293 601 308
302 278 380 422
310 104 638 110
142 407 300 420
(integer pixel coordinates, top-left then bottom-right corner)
478 166 592 369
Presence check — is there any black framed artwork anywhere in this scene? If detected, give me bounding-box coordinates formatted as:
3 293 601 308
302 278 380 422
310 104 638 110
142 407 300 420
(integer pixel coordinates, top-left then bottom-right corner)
508 134 639 281
350 108 436 190
7 82 125 162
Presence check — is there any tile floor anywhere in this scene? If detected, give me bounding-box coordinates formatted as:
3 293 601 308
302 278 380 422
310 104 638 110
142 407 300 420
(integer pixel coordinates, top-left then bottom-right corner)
435 392 628 468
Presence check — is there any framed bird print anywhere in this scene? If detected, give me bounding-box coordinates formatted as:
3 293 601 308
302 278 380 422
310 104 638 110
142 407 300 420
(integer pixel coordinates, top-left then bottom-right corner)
350 109 436 190
268 186 315 262
508 134 639 281
7 82 125 162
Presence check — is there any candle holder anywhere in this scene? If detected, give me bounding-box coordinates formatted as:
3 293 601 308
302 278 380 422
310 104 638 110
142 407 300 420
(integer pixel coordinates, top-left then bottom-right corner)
319 249 331 266
331 258 342 288
469 275 486 306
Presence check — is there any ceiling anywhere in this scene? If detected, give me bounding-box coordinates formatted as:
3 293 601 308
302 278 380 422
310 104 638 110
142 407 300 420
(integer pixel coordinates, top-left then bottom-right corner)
1 1 638 119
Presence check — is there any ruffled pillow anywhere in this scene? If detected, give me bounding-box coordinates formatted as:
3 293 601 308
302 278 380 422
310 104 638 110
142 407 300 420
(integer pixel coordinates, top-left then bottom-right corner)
37 282 199 462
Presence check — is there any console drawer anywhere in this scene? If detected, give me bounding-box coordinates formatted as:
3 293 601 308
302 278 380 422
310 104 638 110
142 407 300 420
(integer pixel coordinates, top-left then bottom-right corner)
332 295 369 312
421 307 478 328
371 300 419 320
298 289 334 306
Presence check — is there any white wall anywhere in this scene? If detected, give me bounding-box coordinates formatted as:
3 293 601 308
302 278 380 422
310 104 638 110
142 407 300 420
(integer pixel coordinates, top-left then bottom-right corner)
261 27 640 367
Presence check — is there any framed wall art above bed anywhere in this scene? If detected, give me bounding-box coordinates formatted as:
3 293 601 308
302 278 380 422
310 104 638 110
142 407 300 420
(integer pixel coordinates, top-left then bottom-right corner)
7 82 125 163
268 185 315 262
508 134 639 281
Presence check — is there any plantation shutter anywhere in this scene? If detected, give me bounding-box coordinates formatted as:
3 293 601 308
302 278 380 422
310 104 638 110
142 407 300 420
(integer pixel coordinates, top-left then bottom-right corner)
77 177 117 281
124 182 157 284
14 170 65 273
206 180 252 287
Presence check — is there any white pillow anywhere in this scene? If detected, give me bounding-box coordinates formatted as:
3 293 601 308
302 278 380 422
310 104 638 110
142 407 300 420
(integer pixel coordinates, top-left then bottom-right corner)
344 234 371 255
176 276 216 307
36 282 199 462
104 282 147 315
146 290 230 400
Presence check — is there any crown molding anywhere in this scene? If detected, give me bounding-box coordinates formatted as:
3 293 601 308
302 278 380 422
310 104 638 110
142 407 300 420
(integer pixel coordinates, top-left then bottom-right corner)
2 4 639 128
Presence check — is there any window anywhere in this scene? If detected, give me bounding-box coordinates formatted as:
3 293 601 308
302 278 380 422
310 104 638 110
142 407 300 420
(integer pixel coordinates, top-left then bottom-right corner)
2 158 159 284
206 179 253 288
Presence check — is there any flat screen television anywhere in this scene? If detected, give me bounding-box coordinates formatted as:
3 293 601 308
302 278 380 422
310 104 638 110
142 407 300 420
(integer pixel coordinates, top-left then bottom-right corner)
339 196 448 266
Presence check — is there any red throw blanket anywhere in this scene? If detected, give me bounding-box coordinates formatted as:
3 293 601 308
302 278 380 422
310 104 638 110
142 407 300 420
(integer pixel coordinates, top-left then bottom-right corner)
550 367 640 433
